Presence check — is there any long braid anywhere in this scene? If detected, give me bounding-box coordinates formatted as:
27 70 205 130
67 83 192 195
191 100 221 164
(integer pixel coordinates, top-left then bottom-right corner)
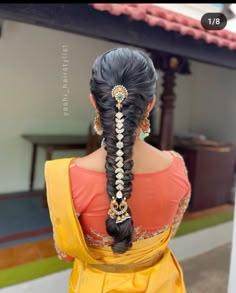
90 48 158 253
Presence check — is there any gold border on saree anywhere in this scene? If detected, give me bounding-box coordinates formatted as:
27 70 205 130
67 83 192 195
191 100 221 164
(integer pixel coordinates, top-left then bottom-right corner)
87 250 164 273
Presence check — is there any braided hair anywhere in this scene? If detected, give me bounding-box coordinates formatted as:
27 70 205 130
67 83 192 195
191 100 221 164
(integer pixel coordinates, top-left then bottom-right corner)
90 48 158 253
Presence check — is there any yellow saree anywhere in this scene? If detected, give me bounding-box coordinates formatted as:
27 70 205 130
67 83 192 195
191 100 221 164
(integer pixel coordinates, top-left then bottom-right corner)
45 158 186 293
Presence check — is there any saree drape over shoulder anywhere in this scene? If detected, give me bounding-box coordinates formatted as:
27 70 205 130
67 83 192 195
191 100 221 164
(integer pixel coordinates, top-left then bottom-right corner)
45 151 191 293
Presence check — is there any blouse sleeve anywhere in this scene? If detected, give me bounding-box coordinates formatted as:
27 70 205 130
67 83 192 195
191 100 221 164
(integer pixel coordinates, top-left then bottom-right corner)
170 151 191 237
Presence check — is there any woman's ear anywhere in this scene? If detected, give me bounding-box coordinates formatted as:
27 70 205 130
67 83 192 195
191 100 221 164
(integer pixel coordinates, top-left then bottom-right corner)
146 96 156 115
89 94 97 109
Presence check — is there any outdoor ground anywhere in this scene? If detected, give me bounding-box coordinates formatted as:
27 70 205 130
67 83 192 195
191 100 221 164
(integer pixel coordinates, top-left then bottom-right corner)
182 243 231 293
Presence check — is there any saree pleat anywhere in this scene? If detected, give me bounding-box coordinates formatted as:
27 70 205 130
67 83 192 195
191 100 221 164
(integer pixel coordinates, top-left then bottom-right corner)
45 158 186 293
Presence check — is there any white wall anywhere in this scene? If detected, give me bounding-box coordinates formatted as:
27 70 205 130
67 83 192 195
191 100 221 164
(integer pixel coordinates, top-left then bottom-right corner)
150 59 236 143
0 19 235 194
0 20 123 193
189 61 236 142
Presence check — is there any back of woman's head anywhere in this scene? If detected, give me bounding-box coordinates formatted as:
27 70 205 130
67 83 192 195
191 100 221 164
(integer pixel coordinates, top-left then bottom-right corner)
90 47 158 253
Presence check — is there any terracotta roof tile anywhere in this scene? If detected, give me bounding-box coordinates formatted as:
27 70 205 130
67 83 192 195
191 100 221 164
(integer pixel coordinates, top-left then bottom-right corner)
91 3 236 50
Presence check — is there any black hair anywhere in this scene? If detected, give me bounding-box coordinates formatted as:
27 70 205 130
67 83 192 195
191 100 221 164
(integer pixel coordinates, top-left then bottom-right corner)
90 47 158 253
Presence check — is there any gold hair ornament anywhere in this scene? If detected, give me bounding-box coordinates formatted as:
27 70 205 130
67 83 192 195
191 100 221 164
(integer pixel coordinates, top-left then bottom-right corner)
112 85 128 110
108 197 131 224
107 85 131 223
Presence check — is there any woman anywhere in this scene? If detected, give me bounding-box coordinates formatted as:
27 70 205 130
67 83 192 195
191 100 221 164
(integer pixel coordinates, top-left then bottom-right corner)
45 48 191 293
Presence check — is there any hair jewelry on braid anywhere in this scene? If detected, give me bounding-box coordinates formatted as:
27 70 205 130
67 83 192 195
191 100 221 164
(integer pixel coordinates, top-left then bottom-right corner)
90 48 158 253
107 85 131 224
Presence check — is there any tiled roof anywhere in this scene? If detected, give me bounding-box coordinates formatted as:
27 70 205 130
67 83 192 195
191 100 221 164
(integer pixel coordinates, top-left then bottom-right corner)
91 4 236 50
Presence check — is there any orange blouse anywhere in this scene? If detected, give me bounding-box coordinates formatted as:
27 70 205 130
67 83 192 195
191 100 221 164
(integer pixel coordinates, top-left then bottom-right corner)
56 150 191 261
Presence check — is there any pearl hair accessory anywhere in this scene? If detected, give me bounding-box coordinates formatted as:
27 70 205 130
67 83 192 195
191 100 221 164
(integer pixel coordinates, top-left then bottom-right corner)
107 85 131 224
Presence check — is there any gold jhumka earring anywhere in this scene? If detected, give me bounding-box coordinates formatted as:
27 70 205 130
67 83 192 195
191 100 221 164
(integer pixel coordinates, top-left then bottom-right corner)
107 85 131 224
139 114 151 140
94 109 103 136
